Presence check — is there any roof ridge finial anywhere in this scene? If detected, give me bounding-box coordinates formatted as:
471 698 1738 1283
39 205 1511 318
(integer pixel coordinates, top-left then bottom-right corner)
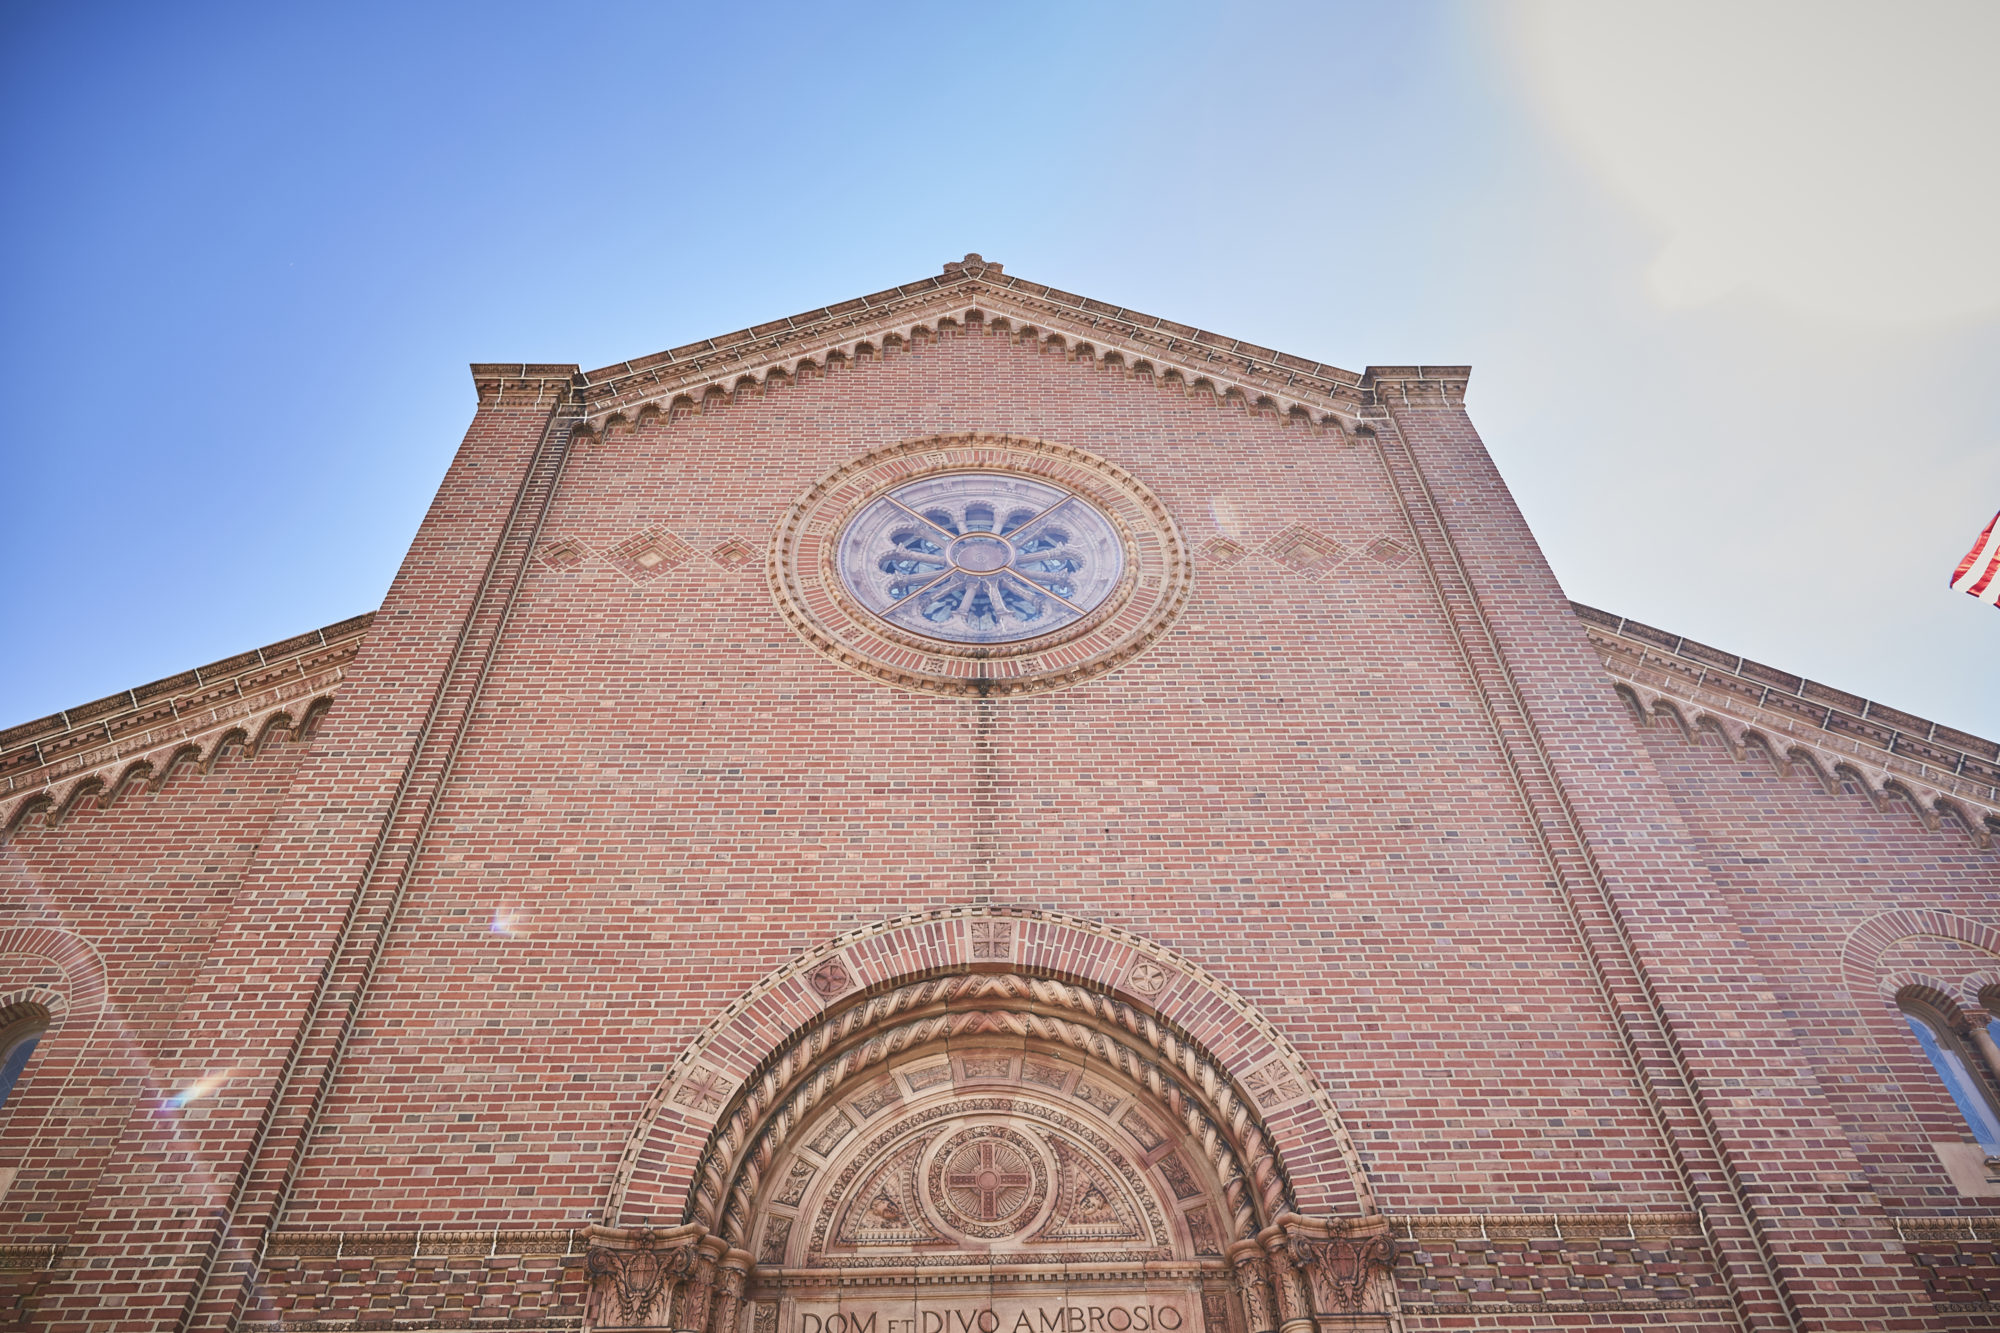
943 253 1002 279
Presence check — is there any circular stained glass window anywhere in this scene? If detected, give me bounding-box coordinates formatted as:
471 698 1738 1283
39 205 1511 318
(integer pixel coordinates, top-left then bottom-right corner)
771 435 1190 696
837 473 1126 645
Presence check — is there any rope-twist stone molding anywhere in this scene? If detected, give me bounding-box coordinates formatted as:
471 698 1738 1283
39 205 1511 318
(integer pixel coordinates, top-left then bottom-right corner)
689 973 1292 1246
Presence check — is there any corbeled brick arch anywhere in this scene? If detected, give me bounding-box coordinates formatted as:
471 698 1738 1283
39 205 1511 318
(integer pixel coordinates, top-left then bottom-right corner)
0 925 111 1190
608 907 1378 1228
1843 909 2000 1005
1839 909 2000 1174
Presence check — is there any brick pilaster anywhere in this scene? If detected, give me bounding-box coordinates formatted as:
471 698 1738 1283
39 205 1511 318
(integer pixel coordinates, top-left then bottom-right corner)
33 365 581 1333
1366 367 1942 1331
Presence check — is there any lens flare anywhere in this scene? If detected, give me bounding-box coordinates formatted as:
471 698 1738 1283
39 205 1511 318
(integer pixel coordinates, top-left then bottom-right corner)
166 1068 234 1110
1511 0 2000 324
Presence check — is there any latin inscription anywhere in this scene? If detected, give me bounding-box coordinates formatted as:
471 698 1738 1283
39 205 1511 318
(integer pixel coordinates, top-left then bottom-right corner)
793 1298 1190 1333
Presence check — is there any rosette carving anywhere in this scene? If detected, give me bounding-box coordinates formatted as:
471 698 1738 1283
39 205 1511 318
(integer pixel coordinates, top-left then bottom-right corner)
769 435 1191 697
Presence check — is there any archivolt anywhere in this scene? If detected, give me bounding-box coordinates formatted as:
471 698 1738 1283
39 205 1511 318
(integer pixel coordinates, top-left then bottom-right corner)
610 907 1378 1235
691 972 1287 1248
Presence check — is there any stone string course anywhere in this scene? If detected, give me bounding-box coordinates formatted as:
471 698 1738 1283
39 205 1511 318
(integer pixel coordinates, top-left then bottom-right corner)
220 1215 1745 1331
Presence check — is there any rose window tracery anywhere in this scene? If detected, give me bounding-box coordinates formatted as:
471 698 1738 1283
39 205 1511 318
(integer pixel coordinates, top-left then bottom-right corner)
837 473 1126 645
772 437 1191 695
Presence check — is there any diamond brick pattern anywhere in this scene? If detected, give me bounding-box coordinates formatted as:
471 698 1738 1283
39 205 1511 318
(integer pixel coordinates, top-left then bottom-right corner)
708 537 758 572
1364 537 1411 567
1196 536 1247 568
1261 525 1347 578
534 537 588 571
604 528 694 581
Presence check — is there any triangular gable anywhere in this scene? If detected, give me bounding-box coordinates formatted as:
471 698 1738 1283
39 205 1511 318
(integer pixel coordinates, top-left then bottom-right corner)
569 255 1466 442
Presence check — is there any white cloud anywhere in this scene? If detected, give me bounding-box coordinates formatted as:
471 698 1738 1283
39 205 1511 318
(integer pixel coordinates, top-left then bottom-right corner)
1511 0 2000 324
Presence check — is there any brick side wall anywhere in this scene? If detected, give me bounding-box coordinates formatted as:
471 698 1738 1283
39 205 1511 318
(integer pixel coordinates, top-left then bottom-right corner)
1624 705 2000 1214
0 739 316 1237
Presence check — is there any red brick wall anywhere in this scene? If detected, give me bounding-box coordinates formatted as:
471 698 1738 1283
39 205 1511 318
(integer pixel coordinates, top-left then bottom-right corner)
1377 393 1981 1326
25 370 574 1330
276 330 1684 1235
9 322 1996 1330
0 739 314 1237
1627 715 2000 1211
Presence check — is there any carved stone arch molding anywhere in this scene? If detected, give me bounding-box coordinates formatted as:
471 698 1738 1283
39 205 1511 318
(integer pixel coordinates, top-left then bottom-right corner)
590 909 1395 1332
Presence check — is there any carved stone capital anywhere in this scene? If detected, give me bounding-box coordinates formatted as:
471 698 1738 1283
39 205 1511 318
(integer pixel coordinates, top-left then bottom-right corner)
677 1240 721 1333
1276 1214 1395 1317
583 1223 707 1329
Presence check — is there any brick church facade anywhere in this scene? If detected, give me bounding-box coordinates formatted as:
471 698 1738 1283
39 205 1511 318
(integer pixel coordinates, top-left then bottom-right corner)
2 256 1997 1331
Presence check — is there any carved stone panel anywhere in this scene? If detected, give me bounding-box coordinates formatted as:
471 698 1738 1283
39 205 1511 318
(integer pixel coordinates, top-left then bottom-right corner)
707 1034 1369 1333
734 1035 1240 1281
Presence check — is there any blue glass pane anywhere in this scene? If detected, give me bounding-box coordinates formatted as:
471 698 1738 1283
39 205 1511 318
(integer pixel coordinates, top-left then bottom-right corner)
837 475 1126 645
0 1034 40 1111
1905 1014 2000 1152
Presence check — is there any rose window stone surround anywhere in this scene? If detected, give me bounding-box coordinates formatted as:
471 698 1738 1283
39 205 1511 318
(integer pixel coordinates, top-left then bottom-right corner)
771 435 1191 696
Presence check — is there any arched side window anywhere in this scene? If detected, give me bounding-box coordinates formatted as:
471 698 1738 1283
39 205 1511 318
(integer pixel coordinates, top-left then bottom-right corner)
1900 998 2000 1154
0 1008 47 1112
1977 985 2000 1093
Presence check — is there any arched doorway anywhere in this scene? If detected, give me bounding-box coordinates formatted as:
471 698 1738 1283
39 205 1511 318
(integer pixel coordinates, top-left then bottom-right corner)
588 919 1395 1332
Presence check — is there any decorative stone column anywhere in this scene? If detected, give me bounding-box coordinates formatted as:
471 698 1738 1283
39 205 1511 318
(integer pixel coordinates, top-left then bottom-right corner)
707 1247 752 1333
1228 1238 1278 1333
583 1222 707 1329
1260 1228 1315 1333
1970 1019 2000 1096
679 1237 723 1333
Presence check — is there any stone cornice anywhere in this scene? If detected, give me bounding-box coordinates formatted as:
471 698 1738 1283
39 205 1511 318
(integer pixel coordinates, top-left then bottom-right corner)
470 363 583 408
1360 365 1472 408
568 256 1395 436
1576 601 2000 837
0 613 373 835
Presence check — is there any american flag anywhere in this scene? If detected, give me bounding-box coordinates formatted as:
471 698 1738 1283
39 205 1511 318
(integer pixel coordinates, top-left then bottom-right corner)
1952 511 2000 608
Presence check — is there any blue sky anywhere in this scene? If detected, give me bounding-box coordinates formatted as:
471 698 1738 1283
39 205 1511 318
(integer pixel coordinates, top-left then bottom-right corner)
3 1 1996 735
